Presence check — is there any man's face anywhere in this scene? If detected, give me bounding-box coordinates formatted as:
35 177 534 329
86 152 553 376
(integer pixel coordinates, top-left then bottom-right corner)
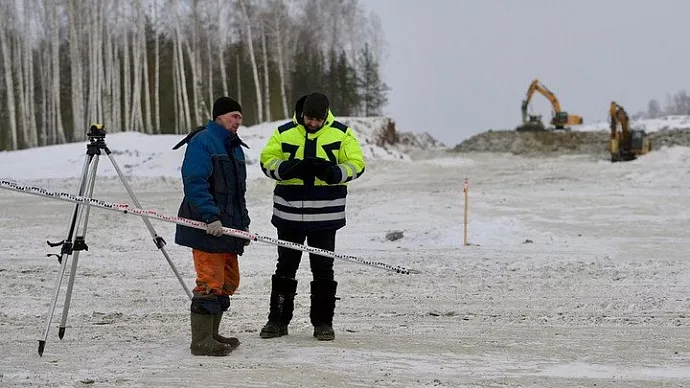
304 116 325 132
218 112 243 133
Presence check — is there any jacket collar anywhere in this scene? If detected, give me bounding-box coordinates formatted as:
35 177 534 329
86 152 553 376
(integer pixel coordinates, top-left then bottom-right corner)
206 120 249 148
291 110 335 135
205 120 230 139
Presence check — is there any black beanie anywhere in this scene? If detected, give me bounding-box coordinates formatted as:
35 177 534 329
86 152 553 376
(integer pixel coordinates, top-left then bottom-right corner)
213 97 242 120
302 92 329 120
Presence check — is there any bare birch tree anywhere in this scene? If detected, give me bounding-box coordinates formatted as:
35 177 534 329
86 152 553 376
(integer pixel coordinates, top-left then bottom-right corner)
204 4 214 107
111 26 122 132
101 2 114 132
129 0 144 132
172 33 180 133
0 3 18 149
181 0 204 124
235 53 241 104
38 1 51 145
86 2 98 128
13 19 28 147
264 0 290 119
21 0 37 147
260 21 271 122
96 1 108 130
122 17 132 130
214 0 230 97
153 0 161 133
141 5 153 135
174 23 191 131
50 0 65 143
68 0 85 139
238 0 263 122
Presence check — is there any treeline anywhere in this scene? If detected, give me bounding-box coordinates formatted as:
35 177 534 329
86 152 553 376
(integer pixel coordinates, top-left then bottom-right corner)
0 0 389 151
636 90 690 119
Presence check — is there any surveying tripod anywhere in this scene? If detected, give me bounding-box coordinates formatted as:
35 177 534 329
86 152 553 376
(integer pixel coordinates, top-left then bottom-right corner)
38 124 192 356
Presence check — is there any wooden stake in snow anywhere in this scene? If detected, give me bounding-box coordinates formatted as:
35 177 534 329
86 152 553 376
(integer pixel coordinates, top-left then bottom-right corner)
463 177 469 247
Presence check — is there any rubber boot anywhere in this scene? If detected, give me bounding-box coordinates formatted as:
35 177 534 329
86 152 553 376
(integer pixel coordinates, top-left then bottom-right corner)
212 312 240 350
190 312 232 356
310 280 338 341
260 275 298 338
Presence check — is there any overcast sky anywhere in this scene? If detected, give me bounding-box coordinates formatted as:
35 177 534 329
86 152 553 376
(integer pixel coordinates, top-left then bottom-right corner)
362 0 690 145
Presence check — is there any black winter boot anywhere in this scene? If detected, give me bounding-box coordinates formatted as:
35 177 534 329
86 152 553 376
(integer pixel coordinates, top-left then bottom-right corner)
310 280 338 341
260 275 298 339
212 312 240 350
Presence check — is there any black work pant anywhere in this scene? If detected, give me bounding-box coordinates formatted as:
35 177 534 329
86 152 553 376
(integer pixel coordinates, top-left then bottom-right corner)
274 228 336 281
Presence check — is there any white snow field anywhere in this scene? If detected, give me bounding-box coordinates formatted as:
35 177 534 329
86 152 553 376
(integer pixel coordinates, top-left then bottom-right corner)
1 119 690 387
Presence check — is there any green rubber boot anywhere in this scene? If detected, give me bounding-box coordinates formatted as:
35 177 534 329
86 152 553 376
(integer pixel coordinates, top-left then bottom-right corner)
212 312 240 350
190 312 232 356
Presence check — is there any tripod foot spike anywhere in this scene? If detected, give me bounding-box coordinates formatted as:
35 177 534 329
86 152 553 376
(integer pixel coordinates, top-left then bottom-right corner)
38 340 45 357
58 327 65 339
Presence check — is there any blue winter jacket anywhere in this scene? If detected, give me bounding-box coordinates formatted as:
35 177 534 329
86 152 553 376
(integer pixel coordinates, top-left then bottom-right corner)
175 120 250 254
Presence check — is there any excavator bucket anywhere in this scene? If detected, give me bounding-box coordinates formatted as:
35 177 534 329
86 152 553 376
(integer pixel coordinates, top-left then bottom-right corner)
516 122 546 132
516 115 546 131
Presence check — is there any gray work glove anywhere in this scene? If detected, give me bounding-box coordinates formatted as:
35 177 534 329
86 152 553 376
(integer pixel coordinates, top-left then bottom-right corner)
206 220 224 237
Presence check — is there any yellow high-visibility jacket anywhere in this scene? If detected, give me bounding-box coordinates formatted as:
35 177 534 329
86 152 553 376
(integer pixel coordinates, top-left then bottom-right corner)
260 104 365 231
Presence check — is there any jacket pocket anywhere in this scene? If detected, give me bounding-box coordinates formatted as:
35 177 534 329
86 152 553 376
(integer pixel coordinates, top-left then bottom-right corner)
211 155 237 217
211 155 233 194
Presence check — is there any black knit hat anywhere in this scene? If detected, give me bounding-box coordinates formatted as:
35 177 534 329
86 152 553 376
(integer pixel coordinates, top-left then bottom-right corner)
302 92 329 120
213 97 242 120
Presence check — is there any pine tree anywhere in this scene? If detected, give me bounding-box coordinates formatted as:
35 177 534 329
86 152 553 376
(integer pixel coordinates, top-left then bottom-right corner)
325 49 338 110
290 42 325 102
335 50 360 116
357 43 389 116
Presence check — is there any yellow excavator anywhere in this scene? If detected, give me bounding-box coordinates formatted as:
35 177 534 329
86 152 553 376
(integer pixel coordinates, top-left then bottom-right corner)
516 79 583 131
609 101 651 162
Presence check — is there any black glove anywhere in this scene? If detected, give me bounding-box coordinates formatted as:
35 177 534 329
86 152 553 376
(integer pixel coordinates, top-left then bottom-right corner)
304 156 334 172
277 158 305 180
304 157 341 184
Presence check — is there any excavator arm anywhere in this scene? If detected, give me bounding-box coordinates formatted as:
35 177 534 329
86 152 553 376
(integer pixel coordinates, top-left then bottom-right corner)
609 101 651 162
609 102 629 141
524 79 562 114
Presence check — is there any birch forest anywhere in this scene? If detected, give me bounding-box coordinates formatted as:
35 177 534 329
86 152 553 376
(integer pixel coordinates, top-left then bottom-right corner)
0 0 389 151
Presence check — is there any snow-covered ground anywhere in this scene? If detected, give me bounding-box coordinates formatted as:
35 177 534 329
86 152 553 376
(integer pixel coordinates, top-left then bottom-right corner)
1 121 690 387
575 115 690 133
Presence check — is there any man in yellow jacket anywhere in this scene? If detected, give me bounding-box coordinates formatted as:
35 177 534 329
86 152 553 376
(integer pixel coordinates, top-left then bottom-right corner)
258 92 366 341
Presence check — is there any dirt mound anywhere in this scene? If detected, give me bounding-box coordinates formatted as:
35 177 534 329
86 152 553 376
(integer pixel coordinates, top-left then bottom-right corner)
450 128 690 156
451 129 609 156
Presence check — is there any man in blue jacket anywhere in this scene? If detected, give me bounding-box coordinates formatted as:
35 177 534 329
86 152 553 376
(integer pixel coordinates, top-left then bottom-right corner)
175 97 250 356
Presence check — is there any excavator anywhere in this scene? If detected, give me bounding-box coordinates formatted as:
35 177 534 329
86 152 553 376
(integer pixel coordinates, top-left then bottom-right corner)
609 101 651 162
516 79 583 131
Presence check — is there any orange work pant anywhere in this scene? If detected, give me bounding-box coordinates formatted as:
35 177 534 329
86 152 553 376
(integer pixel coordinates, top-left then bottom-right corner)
192 249 240 296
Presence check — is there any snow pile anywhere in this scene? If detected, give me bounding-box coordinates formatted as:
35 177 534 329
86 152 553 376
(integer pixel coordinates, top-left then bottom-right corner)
0 117 444 181
575 115 690 133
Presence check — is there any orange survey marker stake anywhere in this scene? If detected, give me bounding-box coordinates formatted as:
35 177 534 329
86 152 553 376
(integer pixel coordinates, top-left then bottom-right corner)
463 177 469 246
